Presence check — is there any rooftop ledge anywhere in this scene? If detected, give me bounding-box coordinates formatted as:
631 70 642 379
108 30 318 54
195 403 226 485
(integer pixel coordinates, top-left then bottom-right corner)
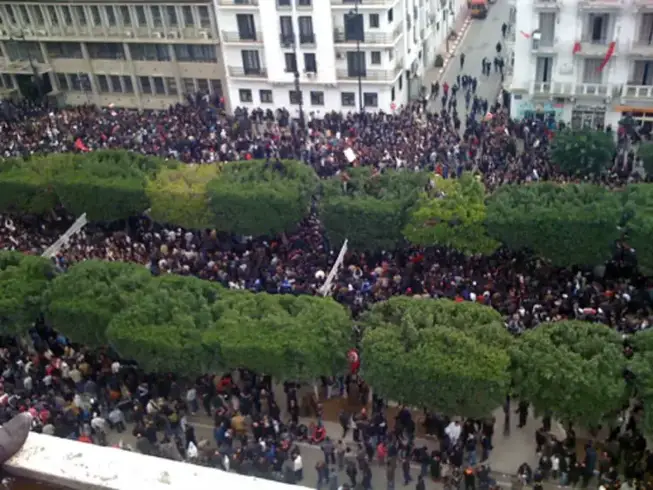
5 432 303 490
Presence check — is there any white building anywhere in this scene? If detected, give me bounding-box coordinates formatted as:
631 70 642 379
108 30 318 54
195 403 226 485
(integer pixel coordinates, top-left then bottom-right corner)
510 0 653 130
215 0 466 115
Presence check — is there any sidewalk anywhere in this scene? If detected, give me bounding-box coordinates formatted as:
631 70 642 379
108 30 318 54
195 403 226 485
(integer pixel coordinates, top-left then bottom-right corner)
423 7 472 86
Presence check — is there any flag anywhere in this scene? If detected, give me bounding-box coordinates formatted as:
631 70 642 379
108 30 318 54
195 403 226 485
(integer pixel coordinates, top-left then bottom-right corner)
74 138 89 152
520 30 531 38
597 41 616 72
573 42 582 54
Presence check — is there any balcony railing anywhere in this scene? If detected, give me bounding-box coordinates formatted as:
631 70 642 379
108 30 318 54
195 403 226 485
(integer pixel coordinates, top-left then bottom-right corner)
622 84 653 99
635 0 653 9
300 33 316 45
336 66 400 81
530 81 620 98
531 81 574 96
331 0 394 4
217 0 259 5
276 0 292 7
333 24 402 44
631 39 653 55
578 0 624 9
222 31 263 43
532 0 559 8
229 66 268 77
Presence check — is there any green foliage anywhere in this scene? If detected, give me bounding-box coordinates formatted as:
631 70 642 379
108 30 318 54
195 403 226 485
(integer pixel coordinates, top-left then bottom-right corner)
320 168 429 251
146 163 221 230
214 294 352 380
638 142 653 177
511 321 627 426
44 260 151 348
404 173 499 255
486 183 623 267
52 151 152 222
0 252 55 336
106 275 225 375
207 160 318 237
361 297 511 417
624 184 653 274
629 329 653 434
550 129 616 177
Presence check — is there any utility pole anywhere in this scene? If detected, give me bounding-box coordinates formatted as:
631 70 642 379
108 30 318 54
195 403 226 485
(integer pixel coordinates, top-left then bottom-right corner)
355 0 363 112
292 34 305 130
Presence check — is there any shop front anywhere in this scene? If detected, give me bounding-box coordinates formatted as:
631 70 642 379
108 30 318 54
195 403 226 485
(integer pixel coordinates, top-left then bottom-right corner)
614 106 653 133
571 104 606 130
512 98 566 126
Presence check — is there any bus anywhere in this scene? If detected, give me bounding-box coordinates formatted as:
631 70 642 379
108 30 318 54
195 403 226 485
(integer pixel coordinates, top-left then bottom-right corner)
469 0 488 19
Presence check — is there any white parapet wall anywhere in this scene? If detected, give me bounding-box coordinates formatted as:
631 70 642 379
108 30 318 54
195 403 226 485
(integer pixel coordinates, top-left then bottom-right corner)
4 432 305 490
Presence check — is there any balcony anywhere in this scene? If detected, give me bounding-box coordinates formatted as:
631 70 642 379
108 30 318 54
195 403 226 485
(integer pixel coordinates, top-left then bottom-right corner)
276 0 292 8
331 0 394 5
333 23 402 44
621 84 653 99
221 31 263 43
217 0 259 6
336 66 401 82
279 33 295 47
578 37 615 57
297 0 314 8
531 81 574 96
300 33 316 46
578 0 624 9
532 0 559 9
635 0 653 10
575 82 617 97
530 81 619 98
630 39 653 57
228 66 267 77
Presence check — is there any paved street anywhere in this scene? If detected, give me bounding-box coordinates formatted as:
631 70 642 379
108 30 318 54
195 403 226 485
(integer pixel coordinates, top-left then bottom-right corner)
426 0 513 118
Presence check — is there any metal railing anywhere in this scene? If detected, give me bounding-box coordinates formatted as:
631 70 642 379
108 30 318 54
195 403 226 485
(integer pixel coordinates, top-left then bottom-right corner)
336 66 400 81
221 31 263 43
217 0 259 5
228 66 268 77
530 80 624 98
622 84 653 99
333 23 403 44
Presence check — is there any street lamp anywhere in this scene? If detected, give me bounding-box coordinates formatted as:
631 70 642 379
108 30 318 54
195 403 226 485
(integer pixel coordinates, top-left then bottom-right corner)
9 33 42 99
292 35 305 130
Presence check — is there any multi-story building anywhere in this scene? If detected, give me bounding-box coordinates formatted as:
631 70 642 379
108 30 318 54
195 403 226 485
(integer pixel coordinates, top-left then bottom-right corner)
510 0 653 129
216 0 465 114
0 1 229 110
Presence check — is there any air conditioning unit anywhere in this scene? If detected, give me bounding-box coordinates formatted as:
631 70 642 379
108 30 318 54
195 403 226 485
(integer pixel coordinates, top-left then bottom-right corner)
154 31 163 38
125 31 134 38
168 31 180 39
531 31 542 51
200 31 210 39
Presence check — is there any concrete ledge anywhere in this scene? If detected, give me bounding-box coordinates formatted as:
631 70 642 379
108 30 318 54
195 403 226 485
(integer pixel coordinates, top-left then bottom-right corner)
5 432 303 490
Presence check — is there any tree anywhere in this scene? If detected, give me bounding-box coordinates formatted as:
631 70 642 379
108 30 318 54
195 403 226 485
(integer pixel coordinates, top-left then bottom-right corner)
52 152 152 222
0 252 54 336
486 182 623 267
360 297 512 417
207 160 318 237
214 293 352 380
550 128 616 177
629 329 653 434
106 275 225 376
637 142 653 177
146 163 221 230
403 173 499 255
320 168 429 251
43 260 151 347
511 321 627 426
624 184 653 274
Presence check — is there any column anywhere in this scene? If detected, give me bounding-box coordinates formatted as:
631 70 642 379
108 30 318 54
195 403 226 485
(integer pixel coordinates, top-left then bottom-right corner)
123 42 143 107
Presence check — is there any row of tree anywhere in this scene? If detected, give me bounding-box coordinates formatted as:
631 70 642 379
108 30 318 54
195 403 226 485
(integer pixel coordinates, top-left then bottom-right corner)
3 251 653 430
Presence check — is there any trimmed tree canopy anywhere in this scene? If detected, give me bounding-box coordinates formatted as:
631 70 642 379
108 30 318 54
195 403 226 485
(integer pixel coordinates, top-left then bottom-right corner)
207 159 318 237
215 293 352 380
629 329 653 434
0 252 55 336
624 184 653 274
486 182 623 267
511 321 627 426
403 173 499 255
550 128 616 177
146 163 221 230
106 275 225 376
44 260 151 347
320 168 429 251
361 297 511 417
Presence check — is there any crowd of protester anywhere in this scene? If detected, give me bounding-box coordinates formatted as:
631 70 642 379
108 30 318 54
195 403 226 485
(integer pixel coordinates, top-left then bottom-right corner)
0 79 651 489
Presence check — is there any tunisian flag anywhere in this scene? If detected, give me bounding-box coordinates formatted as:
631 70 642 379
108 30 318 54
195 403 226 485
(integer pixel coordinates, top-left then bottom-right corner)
348 348 360 374
74 137 90 152
598 41 616 72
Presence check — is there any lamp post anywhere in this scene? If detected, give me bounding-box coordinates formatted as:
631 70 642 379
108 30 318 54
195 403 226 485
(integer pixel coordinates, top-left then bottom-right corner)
292 35 305 130
355 0 363 112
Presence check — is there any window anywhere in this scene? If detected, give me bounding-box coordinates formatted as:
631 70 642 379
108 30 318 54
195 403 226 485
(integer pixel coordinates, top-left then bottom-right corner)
46 42 83 59
174 44 217 63
194 79 207 93
260 89 273 103
298 0 312 5
166 77 178 95
135 6 147 26
96 74 110 93
140 76 152 94
56 73 69 91
33 6 45 26
182 78 195 93
310 91 324 105
87 43 125 60
284 53 297 72
391 86 395 101
535 56 553 83
278 0 291 6
122 75 134 93
239 88 253 102
363 92 378 107
298 16 314 44
6 42 43 63
153 76 165 94
341 92 355 107
110 75 122 92
166 6 178 27
47 6 59 25
5 5 16 24
632 60 653 85
105 6 116 26
61 6 72 25
241 50 261 73
2 74 13 88
151 6 162 27
182 6 194 26
289 90 303 104
237 14 257 40
398 74 402 90
388 8 393 22
120 6 131 26
369 13 379 28
304 53 317 72
198 6 211 28
210 79 222 96
74 6 85 26
586 13 609 43
539 12 555 47
371 51 381 65
131 44 171 61
583 58 604 83
18 5 29 25
69 73 82 91
90 6 101 26
347 51 366 77
280 16 294 44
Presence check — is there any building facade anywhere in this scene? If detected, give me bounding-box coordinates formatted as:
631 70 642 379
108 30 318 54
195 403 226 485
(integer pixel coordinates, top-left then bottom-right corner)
0 1 228 110
216 0 466 115
510 0 653 130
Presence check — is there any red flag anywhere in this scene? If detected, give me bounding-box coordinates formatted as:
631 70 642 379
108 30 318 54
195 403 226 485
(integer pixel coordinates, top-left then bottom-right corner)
520 30 531 38
74 138 89 152
597 41 616 72
573 42 582 54
348 348 360 374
